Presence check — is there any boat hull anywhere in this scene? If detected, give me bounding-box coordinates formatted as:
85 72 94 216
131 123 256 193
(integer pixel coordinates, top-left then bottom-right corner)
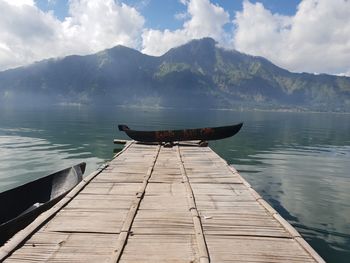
0 163 86 244
118 123 243 142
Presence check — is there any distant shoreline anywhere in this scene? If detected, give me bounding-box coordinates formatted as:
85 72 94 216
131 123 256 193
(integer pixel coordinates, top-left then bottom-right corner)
1 103 349 114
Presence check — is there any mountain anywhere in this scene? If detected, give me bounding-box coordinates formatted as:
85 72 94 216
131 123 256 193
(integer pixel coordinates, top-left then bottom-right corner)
0 38 350 111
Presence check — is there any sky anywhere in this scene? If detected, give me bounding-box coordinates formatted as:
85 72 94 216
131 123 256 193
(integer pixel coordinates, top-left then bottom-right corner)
1 0 350 76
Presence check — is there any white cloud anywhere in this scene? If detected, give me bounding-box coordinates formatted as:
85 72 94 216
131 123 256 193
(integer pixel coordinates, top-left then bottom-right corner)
0 1 60 70
2 0 34 6
174 11 189 21
61 0 144 54
233 0 350 75
0 0 144 70
141 0 229 56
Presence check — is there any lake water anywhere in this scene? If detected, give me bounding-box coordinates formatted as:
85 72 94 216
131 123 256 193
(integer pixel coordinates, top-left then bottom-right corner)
0 105 349 263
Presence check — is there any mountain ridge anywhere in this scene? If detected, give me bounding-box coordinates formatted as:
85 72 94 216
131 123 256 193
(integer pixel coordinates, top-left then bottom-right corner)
0 38 349 111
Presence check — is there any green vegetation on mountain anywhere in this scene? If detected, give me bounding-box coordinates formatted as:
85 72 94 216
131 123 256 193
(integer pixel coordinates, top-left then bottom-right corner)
0 38 349 111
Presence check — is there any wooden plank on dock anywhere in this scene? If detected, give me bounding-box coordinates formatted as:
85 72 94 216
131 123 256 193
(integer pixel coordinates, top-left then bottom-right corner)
1 142 325 263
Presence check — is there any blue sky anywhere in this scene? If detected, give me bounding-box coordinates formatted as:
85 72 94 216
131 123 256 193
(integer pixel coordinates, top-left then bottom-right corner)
35 0 301 29
1 0 350 75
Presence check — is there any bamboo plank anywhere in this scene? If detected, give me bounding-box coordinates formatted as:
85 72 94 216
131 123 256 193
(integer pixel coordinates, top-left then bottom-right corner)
82 182 140 196
42 210 128 234
119 234 198 263
131 210 195 234
107 145 161 263
118 146 200 263
182 145 325 263
177 145 210 263
5 232 119 263
205 236 316 263
145 182 187 196
2 142 325 263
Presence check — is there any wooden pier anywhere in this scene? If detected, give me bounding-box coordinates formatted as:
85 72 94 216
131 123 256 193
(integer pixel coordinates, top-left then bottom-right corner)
0 141 325 262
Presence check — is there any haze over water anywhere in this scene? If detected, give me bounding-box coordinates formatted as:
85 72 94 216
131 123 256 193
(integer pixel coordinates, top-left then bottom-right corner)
0 106 349 263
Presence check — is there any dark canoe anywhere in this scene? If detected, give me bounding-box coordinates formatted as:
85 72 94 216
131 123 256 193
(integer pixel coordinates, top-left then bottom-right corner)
0 162 86 245
118 123 243 143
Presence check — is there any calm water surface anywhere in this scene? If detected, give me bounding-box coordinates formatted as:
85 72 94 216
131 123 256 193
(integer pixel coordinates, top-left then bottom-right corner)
0 106 349 263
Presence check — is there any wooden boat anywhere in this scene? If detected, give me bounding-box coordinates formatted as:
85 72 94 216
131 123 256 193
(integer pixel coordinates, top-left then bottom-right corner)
118 123 243 142
0 162 86 244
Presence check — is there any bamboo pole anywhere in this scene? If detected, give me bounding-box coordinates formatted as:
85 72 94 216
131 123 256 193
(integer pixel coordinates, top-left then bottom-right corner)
108 145 161 263
177 145 210 263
